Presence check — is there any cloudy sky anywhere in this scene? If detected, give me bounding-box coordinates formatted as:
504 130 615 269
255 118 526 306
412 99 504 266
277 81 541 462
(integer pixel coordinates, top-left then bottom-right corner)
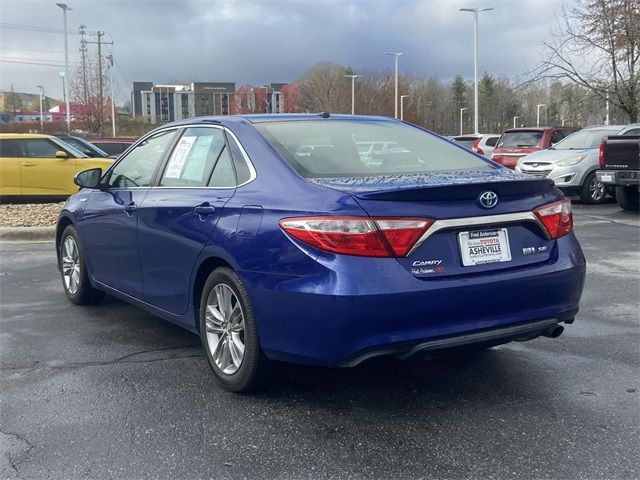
0 0 564 103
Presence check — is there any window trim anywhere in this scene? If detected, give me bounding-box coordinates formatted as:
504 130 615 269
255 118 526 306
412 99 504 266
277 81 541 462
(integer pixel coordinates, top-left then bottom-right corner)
103 123 257 190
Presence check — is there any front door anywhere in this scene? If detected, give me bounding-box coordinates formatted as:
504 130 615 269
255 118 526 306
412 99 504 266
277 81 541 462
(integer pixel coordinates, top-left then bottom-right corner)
78 129 178 298
17 138 77 195
0 139 21 195
138 126 237 315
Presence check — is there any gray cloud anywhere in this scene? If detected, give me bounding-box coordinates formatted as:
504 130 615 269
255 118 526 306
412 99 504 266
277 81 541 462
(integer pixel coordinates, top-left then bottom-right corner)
0 0 562 103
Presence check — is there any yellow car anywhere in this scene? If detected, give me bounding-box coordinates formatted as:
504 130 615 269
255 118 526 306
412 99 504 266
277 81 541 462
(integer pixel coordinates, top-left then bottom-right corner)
0 133 114 200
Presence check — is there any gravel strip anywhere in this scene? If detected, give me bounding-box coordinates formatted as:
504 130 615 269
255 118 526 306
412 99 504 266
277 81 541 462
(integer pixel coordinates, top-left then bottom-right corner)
0 202 64 227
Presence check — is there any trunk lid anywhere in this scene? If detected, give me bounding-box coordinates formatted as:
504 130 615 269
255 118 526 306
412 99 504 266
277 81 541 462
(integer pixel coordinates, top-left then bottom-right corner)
310 168 560 279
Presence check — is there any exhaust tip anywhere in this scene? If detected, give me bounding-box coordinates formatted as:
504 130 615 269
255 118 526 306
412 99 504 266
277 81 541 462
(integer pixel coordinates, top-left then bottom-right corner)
542 325 564 338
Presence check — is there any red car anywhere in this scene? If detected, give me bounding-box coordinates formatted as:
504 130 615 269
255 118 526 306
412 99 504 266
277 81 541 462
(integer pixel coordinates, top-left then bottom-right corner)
491 127 580 169
89 137 135 158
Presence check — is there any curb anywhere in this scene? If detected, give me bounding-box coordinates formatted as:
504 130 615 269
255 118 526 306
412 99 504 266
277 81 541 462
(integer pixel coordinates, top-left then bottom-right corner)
0 226 56 242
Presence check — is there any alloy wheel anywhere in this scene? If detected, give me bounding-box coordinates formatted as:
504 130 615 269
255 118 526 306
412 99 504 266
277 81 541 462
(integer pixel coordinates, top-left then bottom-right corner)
205 284 246 375
589 176 605 202
61 236 81 295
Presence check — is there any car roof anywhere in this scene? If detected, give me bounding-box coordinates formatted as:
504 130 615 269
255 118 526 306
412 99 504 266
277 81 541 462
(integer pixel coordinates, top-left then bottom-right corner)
0 133 54 139
162 114 398 129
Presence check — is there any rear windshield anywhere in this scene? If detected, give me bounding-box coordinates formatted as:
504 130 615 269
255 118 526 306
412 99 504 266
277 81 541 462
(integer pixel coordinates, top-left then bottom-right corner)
255 120 491 178
451 136 478 149
497 131 543 148
553 128 621 150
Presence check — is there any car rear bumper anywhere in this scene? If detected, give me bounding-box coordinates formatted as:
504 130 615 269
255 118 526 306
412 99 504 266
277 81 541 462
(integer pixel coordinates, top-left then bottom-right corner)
240 234 586 367
597 169 640 186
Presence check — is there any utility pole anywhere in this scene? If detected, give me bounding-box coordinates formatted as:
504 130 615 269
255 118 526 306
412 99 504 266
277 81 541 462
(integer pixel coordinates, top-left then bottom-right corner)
106 54 116 137
79 25 88 104
85 31 113 137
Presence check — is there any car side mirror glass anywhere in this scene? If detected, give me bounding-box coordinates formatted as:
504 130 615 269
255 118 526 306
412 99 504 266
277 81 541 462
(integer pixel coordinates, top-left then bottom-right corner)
56 150 69 159
74 168 103 189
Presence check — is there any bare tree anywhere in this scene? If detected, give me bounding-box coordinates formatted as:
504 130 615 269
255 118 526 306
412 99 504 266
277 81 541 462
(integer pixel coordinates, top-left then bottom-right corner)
534 0 640 122
297 62 351 113
69 55 109 134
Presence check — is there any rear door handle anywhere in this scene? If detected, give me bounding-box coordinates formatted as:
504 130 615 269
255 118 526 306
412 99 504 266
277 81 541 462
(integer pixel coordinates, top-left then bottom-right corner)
20 162 36 166
123 202 137 214
194 204 215 216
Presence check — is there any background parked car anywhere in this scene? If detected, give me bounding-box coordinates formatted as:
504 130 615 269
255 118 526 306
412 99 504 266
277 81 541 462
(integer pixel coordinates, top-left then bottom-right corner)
451 134 500 158
0 133 113 201
491 127 580 168
90 138 135 158
515 125 639 204
597 128 640 211
55 134 109 158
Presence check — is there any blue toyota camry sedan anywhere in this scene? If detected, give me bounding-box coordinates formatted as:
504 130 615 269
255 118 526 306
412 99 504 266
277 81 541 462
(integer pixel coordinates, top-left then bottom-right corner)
57 114 586 392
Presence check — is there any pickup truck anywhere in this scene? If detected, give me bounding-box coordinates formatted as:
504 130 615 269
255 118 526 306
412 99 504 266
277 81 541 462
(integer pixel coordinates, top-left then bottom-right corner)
597 135 640 211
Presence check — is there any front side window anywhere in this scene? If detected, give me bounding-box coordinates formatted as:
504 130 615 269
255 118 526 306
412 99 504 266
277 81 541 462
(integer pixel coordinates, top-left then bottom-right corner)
19 139 60 158
255 120 491 178
160 127 226 187
107 130 176 188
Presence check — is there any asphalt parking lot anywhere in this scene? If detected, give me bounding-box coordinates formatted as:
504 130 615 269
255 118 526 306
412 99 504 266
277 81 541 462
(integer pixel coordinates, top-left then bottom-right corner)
1 202 638 480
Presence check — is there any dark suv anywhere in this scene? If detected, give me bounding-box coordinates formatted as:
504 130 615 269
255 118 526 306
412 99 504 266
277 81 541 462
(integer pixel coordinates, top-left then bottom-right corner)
491 127 580 169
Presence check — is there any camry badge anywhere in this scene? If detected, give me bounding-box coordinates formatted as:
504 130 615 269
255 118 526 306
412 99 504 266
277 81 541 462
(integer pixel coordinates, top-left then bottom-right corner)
478 191 498 209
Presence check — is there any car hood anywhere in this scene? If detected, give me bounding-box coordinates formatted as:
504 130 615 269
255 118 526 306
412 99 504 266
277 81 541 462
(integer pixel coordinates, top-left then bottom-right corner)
521 148 591 163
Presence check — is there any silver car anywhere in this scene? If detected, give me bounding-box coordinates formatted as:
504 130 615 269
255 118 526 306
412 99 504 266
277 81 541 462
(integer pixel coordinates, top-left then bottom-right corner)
451 134 500 158
515 125 639 204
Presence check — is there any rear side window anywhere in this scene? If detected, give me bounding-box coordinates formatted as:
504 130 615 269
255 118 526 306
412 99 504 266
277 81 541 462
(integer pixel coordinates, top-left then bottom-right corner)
0 139 20 157
107 130 176 188
227 134 252 185
19 139 60 157
160 127 226 187
256 120 490 178
496 131 543 148
208 147 236 188
623 128 640 136
485 136 498 147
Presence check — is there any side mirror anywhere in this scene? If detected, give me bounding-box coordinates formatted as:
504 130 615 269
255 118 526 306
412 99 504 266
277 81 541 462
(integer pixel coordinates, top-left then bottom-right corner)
55 150 69 159
74 168 103 189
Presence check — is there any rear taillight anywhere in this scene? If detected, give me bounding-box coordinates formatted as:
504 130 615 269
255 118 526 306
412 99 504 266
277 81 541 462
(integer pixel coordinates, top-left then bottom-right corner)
279 216 433 257
472 138 484 155
534 199 573 239
598 142 605 168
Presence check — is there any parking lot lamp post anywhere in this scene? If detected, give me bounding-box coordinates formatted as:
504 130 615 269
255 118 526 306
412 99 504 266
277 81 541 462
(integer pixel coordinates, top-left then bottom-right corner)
459 7 493 134
460 107 468 135
59 71 66 119
106 54 116 137
400 95 409 121
385 52 405 119
37 85 44 131
513 115 519 128
56 3 72 133
343 74 361 115
537 104 546 127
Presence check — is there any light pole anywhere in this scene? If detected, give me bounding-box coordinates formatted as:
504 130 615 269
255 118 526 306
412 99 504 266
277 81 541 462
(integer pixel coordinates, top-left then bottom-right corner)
513 115 519 128
106 54 116 136
537 104 546 127
385 52 405 119
400 95 409 121
37 85 44 131
460 107 468 135
343 74 361 115
459 7 493 134
59 71 66 120
57 3 72 132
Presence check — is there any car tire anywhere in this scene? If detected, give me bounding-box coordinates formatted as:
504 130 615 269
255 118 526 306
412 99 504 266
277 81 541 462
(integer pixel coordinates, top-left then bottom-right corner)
615 185 640 211
199 267 267 393
59 225 105 305
579 172 607 204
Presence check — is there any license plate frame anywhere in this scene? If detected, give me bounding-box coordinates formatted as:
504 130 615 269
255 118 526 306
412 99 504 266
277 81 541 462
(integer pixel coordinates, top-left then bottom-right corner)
458 228 512 267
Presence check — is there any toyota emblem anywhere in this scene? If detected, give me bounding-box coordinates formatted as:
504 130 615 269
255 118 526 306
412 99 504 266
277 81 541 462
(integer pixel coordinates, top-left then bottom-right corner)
478 191 498 209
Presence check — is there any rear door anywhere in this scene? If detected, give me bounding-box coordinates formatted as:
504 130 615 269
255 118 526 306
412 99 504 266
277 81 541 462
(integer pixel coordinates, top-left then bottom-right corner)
17 138 77 195
0 139 21 195
138 126 237 314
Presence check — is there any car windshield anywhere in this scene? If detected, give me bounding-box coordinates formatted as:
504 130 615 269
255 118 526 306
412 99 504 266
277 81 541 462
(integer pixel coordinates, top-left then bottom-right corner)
255 120 492 177
553 128 622 150
497 131 543 148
